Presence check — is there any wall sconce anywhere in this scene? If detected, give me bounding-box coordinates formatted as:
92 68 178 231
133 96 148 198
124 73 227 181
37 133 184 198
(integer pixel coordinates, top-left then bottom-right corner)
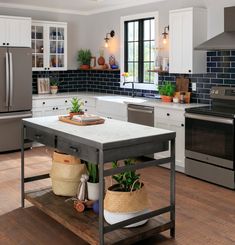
104 30 115 48
162 25 169 44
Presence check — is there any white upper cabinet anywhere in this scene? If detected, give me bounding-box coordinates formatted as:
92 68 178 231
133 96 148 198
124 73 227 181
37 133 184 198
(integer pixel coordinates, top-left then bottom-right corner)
169 7 207 74
31 20 67 71
0 15 31 47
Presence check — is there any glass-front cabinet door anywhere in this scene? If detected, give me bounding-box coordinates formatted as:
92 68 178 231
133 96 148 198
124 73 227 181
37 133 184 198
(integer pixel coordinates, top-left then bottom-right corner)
31 21 67 71
49 26 66 70
31 24 44 70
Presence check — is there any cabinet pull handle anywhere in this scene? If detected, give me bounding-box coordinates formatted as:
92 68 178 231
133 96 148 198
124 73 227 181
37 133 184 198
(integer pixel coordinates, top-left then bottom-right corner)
53 107 55 110
43 102 45 105
65 100 67 103
181 124 184 127
85 101 87 103
3 43 5 45
70 146 79 153
85 109 87 112
188 69 191 73
7 43 9 46
56 107 58 110
167 113 170 116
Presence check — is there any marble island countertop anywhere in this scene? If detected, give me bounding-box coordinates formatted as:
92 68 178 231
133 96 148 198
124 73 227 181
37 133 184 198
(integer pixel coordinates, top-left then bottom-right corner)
33 92 207 110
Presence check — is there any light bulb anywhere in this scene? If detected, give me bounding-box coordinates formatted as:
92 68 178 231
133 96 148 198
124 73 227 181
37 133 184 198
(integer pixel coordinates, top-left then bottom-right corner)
105 41 109 48
163 38 167 45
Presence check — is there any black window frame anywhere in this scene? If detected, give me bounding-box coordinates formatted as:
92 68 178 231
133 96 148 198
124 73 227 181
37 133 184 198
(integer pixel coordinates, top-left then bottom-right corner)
124 17 155 84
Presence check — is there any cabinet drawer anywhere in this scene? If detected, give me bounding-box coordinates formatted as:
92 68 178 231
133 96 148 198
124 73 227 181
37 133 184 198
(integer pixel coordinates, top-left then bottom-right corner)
57 137 98 163
26 127 55 147
33 98 70 108
155 107 184 122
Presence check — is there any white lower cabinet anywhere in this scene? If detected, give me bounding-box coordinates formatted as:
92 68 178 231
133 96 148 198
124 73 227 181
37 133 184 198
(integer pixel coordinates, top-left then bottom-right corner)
154 107 185 172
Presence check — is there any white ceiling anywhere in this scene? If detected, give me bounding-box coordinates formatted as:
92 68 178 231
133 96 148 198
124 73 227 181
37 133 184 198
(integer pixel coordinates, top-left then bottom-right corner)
0 0 165 15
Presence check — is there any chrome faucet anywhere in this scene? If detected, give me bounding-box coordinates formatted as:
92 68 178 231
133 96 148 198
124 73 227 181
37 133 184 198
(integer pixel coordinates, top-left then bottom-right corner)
123 81 135 97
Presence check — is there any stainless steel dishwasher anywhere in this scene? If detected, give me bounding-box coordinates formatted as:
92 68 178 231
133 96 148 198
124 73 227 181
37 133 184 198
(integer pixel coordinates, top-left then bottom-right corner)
128 104 154 127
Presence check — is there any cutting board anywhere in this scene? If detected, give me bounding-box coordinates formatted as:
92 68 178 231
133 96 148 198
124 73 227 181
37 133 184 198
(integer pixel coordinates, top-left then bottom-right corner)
176 77 189 92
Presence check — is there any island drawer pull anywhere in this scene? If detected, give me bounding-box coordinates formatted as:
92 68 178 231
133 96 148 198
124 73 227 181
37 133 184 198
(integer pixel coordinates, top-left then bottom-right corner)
70 146 79 153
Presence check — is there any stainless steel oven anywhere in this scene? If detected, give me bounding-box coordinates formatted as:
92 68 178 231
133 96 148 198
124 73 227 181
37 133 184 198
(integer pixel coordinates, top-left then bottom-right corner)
185 86 235 189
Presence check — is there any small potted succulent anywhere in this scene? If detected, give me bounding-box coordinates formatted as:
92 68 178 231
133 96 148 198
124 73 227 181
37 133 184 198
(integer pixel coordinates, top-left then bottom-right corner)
158 81 176 102
86 162 99 201
50 77 60 94
77 49 92 70
104 159 149 228
69 97 84 118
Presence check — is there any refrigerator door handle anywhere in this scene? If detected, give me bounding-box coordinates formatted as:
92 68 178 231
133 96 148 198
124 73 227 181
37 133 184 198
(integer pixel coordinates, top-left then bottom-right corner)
9 52 13 107
5 52 9 107
0 113 32 120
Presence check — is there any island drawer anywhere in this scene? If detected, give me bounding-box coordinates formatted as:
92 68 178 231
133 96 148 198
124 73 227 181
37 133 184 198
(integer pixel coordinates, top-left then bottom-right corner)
56 137 98 164
26 127 55 147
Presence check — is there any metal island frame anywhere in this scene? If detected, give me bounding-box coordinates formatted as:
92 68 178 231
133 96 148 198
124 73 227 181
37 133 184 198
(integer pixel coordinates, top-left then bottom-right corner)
21 116 176 245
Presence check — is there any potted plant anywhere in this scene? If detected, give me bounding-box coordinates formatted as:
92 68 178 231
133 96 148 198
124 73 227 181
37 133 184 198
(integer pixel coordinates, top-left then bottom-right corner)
104 159 149 228
158 81 176 102
50 77 60 94
69 97 84 118
77 49 92 70
86 162 99 201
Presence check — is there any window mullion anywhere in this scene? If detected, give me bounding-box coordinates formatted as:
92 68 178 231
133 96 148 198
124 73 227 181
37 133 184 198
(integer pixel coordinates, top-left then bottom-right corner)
124 22 128 72
138 20 144 83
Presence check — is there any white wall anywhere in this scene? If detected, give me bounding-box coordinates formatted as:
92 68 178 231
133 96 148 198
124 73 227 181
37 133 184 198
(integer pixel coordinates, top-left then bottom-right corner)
0 8 88 69
1 0 235 68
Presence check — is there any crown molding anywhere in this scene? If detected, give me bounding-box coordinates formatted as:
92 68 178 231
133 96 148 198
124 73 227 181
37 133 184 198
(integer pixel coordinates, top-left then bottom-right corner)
0 3 88 15
0 0 164 16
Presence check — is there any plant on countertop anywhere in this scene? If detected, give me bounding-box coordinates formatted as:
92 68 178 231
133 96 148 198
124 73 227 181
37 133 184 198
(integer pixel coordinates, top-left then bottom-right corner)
70 97 84 113
111 158 141 192
77 49 92 69
158 81 175 96
49 77 60 94
87 162 99 183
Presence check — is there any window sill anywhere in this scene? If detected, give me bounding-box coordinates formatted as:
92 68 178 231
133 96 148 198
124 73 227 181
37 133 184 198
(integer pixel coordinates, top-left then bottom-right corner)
120 82 157 91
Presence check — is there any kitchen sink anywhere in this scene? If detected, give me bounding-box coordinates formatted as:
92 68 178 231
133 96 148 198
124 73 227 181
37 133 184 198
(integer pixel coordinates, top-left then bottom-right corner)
96 96 146 104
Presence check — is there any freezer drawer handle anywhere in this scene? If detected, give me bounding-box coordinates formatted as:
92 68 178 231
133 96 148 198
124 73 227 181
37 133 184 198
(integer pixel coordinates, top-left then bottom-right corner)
0 113 32 120
70 146 79 153
5 52 9 107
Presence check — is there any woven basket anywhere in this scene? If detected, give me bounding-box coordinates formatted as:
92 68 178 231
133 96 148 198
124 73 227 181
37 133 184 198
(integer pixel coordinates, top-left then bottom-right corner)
104 183 149 227
104 184 148 213
50 152 87 196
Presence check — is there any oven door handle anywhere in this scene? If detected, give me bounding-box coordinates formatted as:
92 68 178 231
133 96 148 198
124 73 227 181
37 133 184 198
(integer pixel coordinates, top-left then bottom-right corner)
185 113 234 125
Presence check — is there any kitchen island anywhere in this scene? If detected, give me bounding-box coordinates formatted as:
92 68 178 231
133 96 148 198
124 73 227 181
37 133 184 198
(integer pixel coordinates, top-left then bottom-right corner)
21 116 176 245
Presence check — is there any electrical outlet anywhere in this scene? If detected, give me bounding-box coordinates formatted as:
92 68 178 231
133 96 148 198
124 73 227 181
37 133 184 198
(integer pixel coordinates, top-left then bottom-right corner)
192 82 197 92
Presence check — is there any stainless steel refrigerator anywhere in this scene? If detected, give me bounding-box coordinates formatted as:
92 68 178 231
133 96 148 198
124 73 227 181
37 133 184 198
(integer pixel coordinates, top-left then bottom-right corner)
0 47 32 152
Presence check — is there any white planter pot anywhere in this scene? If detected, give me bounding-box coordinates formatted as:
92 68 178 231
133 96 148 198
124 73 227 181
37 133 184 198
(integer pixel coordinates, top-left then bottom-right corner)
104 209 149 228
50 86 58 94
87 182 99 201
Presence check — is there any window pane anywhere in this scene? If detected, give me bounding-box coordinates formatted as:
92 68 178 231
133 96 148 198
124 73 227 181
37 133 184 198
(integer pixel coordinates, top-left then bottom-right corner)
150 41 155 62
144 41 150 61
150 19 155 40
134 21 139 41
128 43 134 61
134 42 138 61
134 63 139 82
144 19 150 40
128 22 134 41
144 62 150 83
128 63 134 77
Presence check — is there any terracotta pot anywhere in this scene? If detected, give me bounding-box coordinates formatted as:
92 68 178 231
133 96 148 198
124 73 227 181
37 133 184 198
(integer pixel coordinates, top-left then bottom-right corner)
161 95 173 103
98 56 105 66
80 64 90 70
69 111 84 119
50 86 58 94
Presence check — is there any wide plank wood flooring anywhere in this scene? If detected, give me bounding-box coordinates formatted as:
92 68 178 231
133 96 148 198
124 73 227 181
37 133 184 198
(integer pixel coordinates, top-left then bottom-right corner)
0 147 234 245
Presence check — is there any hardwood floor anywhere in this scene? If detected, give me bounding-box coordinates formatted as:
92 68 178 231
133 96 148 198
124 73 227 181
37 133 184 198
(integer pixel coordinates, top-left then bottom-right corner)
0 147 234 245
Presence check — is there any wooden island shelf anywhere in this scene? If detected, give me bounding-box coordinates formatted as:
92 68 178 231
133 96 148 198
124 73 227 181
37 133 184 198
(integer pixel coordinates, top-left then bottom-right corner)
21 116 176 245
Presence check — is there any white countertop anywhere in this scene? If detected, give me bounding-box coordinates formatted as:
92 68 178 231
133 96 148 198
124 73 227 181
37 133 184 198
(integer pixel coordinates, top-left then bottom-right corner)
23 116 174 149
33 92 206 110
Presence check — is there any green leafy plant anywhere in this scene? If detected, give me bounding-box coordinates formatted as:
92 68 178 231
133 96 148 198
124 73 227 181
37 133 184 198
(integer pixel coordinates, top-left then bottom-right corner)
77 49 92 66
158 81 175 97
87 162 99 183
50 77 60 86
112 159 141 192
70 97 84 113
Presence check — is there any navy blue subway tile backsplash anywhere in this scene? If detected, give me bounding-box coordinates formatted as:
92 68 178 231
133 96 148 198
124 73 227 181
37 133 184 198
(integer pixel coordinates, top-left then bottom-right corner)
32 51 235 104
